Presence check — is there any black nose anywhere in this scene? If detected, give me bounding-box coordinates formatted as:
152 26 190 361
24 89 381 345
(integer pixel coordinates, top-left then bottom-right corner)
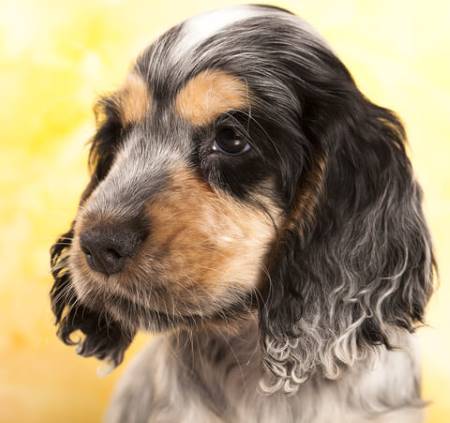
79 220 146 275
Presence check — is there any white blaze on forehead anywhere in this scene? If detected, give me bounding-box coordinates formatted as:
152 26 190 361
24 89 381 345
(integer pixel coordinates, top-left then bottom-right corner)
171 5 269 62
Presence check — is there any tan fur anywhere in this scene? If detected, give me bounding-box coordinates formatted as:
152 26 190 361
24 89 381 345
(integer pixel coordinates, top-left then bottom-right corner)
137 166 278 313
175 70 249 126
70 165 280 317
288 152 327 233
115 72 150 125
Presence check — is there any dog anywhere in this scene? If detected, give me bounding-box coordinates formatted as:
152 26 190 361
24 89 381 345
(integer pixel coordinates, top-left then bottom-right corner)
50 5 435 422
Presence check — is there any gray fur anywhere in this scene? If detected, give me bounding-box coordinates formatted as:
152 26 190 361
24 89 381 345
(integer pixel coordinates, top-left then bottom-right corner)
49 6 434 423
106 318 424 423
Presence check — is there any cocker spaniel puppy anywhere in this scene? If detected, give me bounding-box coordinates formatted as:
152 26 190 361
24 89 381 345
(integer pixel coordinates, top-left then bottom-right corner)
50 5 435 423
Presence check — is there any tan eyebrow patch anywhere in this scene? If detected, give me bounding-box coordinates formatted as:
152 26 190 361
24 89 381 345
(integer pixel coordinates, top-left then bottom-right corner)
175 70 249 126
115 72 151 125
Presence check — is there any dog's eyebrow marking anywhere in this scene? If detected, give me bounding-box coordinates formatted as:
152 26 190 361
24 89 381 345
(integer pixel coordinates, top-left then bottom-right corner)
115 72 151 125
175 70 249 126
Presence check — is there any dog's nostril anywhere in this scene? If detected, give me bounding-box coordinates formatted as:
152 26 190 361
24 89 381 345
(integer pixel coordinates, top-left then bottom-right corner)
106 247 122 259
98 246 126 274
79 220 146 276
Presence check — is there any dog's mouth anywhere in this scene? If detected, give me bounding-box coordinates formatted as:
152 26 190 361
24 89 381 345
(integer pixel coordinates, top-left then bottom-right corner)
83 283 256 333
90 290 199 331
70 248 258 331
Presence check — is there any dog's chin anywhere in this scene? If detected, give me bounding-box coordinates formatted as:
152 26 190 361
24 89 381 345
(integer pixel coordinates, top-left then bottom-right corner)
106 294 206 332
70 275 213 333
74 281 255 337
71 282 187 333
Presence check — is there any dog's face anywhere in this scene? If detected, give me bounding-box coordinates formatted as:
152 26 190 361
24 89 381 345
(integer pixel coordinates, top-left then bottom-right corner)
51 5 434 392
70 65 286 330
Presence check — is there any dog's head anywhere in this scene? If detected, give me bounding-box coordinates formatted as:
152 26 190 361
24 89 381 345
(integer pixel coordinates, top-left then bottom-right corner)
50 5 435 392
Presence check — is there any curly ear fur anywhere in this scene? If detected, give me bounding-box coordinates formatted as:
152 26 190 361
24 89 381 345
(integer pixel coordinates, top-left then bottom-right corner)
260 78 435 393
50 99 135 366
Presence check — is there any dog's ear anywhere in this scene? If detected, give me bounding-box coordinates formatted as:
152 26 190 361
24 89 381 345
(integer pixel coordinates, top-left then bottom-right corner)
50 98 135 366
260 73 435 393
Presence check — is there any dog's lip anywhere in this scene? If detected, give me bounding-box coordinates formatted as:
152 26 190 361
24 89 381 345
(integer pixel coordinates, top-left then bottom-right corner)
107 292 204 323
72 267 206 323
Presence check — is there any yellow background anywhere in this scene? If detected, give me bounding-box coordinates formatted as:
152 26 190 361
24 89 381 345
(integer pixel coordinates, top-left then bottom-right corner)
1 0 449 421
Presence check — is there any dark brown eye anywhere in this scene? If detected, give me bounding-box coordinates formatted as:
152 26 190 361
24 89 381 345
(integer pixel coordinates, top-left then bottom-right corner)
212 127 251 156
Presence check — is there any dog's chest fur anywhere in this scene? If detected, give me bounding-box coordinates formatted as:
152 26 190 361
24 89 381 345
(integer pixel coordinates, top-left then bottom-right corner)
106 322 423 423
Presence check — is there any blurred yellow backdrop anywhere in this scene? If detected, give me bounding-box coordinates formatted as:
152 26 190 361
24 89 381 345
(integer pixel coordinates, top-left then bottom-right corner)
1 0 449 422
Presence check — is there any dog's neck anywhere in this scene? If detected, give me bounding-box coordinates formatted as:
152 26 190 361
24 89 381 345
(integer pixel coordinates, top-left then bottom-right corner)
172 316 263 382
161 317 424 423
109 318 424 423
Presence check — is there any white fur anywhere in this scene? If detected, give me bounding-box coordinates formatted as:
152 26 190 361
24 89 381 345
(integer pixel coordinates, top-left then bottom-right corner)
106 327 424 423
171 5 268 63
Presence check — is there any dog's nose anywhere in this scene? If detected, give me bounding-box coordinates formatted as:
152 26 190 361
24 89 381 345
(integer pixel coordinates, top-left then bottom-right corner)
79 221 145 275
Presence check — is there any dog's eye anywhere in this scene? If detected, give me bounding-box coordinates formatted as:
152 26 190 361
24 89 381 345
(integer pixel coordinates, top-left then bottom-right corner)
212 127 251 156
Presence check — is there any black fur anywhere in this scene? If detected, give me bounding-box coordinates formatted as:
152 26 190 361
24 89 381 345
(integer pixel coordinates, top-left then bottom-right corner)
49 6 435 388
259 46 435 382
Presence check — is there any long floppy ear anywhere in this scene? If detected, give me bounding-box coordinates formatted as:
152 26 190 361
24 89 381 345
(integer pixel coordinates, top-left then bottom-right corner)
260 83 435 393
50 97 135 366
